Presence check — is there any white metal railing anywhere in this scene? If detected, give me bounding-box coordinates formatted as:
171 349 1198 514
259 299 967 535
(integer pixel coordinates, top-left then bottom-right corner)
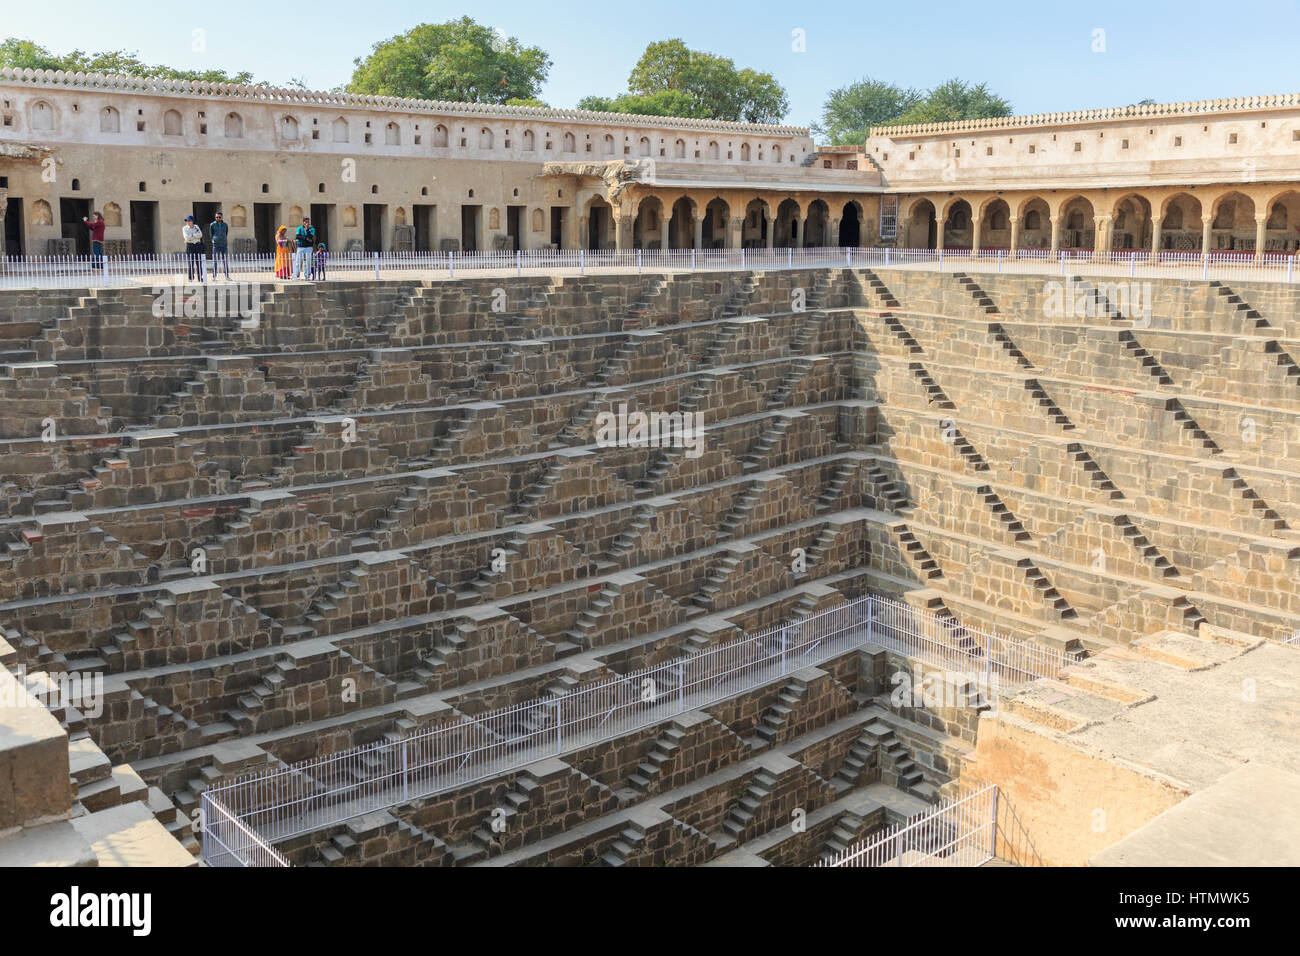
201 792 291 868
815 783 998 867
199 591 1081 866
3 245 1298 291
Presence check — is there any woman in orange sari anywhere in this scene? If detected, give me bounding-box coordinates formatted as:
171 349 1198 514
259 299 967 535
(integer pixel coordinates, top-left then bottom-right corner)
274 225 293 278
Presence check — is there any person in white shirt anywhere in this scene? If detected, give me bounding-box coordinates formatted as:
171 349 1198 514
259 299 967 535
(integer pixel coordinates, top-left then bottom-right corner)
182 215 206 282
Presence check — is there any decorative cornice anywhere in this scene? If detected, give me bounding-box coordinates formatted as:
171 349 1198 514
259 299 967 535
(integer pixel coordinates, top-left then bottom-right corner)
869 92 1300 138
0 68 810 138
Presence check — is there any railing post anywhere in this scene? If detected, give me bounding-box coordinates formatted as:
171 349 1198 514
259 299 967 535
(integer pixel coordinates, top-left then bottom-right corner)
740 247 745 270
781 626 788 676
997 250 1001 273
984 646 992 709
1060 250 1065 275
579 249 585 276
677 660 684 713
989 786 999 858
846 247 852 267
691 249 696 271
938 249 943 270
787 247 792 268
402 737 409 802
555 698 562 753
866 593 873 645
1202 254 1209 280
373 251 380 279
884 247 890 268
1289 256 1294 283
637 248 642 273
516 249 521 276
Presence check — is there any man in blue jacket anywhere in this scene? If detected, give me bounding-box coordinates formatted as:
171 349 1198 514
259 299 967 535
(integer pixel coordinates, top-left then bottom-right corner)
293 217 316 280
209 211 231 280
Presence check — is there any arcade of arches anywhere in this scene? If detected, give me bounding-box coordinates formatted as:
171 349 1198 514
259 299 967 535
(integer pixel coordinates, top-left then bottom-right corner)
900 187 1300 260
580 189 874 251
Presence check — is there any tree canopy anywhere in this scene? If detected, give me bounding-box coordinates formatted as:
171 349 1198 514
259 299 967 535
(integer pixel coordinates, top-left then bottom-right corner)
815 76 1012 144
347 18 550 104
582 39 788 124
0 38 256 84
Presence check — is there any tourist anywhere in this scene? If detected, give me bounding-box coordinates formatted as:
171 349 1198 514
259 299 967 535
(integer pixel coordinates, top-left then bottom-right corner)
82 212 106 266
182 215 205 282
274 225 292 279
312 242 328 281
293 217 316 279
209 211 231 280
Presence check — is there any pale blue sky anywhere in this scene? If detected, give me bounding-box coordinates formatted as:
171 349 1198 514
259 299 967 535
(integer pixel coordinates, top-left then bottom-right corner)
5 0 1299 131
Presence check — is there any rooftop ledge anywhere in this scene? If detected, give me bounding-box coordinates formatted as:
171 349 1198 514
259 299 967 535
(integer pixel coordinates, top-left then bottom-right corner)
0 67 811 138
868 91 1300 138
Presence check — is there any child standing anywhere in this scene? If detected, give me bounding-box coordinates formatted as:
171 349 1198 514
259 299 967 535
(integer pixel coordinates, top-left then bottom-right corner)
311 243 328 281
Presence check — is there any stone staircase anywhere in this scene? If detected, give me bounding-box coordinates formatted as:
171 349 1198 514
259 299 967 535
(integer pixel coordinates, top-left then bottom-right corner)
718 768 777 844
627 725 686 794
692 551 745 611
1024 378 1075 429
742 416 793 472
754 676 809 746
908 361 957 410
1118 330 1176 386
817 463 862 514
952 273 1000 314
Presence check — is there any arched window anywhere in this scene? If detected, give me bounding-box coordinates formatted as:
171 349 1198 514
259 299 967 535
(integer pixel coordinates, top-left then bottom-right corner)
31 101 55 130
1066 209 1085 230
604 133 615 155
563 131 576 153
950 209 968 229
434 124 448 147
280 115 299 139
99 107 120 133
1213 201 1235 230
479 127 493 149
740 143 750 161
1268 202 1289 230
332 117 349 143
707 141 719 160
163 109 183 135
522 129 535 151
1025 210 1042 230
639 136 651 157
224 112 243 138
674 139 686 158
385 122 400 145
772 145 782 163
1164 204 1184 230
989 209 1007 230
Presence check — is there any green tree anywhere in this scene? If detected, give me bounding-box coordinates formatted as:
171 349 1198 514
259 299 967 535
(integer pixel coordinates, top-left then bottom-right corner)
348 17 550 104
888 79 1012 126
578 89 706 119
588 38 787 123
813 77 923 144
0 38 68 72
0 38 255 84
